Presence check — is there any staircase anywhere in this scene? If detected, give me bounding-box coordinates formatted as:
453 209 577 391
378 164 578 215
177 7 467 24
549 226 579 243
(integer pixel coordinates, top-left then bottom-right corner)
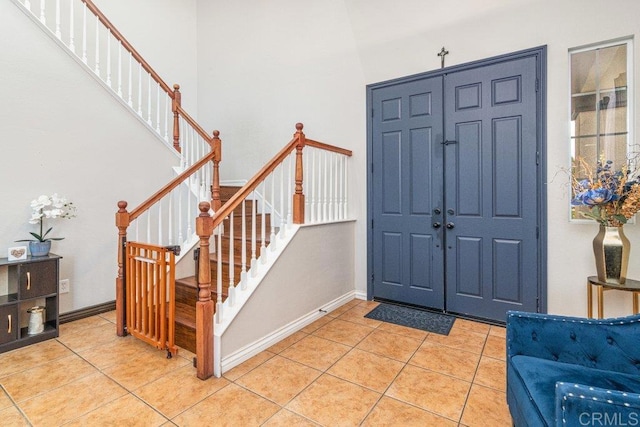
174 186 271 353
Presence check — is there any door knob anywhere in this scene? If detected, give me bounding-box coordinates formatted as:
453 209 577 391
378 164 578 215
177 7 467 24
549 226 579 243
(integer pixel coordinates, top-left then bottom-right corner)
446 222 455 229
433 222 442 229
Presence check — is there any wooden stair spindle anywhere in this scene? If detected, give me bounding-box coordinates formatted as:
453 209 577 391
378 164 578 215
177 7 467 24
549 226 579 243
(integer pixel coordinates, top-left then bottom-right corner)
293 123 306 224
195 201 214 380
211 131 222 211
172 84 181 152
115 200 130 337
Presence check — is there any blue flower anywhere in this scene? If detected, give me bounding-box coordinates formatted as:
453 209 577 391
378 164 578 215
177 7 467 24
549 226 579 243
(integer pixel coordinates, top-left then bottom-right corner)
578 188 614 206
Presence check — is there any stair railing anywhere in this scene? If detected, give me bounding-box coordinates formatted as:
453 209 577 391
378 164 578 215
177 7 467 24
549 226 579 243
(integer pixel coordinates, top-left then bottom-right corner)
12 0 216 182
194 123 352 379
115 133 221 338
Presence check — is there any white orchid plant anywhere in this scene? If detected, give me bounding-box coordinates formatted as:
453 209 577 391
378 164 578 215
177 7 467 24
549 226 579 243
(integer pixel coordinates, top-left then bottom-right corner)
16 194 77 242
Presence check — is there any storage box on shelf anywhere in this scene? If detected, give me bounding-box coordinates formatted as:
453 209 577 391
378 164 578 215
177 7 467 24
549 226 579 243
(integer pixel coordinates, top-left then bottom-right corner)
0 254 60 353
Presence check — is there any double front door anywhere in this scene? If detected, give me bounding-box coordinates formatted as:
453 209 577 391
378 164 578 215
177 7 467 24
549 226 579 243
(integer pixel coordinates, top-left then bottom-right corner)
369 50 544 322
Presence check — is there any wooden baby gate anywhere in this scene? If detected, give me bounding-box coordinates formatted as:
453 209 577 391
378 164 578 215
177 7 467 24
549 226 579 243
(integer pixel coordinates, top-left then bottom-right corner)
125 242 178 357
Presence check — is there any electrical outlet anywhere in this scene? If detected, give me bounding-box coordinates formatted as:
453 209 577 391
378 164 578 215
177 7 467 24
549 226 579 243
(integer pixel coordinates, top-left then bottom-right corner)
59 279 70 294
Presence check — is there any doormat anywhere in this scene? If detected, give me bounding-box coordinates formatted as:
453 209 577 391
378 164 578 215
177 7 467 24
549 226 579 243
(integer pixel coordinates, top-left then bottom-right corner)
365 303 455 335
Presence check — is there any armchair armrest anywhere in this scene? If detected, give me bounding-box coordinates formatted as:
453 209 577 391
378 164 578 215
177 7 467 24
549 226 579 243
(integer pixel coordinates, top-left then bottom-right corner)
507 311 640 374
555 382 640 427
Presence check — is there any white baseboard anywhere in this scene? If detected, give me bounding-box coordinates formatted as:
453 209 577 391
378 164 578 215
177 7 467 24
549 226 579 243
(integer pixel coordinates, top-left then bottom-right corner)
219 290 356 375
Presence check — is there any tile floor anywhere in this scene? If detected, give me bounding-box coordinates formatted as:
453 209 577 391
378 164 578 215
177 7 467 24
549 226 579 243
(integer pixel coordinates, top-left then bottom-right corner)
0 299 511 426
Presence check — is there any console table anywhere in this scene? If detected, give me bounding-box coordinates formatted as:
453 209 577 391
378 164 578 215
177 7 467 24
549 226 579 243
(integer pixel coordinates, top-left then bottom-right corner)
587 276 640 319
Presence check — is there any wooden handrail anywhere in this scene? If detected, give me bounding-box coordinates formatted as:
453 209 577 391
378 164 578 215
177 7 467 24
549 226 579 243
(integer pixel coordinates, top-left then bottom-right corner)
305 139 353 157
129 147 216 221
81 0 173 96
175 105 213 143
210 123 351 228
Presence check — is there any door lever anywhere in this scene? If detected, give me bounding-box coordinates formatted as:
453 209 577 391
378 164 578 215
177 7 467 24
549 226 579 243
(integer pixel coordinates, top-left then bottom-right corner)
446 222 455 229
441 140 458 146
433 222 442 229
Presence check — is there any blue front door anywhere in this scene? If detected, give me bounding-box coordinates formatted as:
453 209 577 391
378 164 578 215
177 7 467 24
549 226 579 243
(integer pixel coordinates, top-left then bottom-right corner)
369 50 542 322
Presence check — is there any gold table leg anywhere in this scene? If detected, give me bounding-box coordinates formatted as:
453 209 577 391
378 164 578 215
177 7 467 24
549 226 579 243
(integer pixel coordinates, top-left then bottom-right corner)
587 281 593 319
597 285 604 319
634 292 639 315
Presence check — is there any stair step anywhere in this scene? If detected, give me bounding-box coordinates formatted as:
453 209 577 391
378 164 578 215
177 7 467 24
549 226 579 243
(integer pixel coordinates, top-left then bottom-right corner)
219 185 242 201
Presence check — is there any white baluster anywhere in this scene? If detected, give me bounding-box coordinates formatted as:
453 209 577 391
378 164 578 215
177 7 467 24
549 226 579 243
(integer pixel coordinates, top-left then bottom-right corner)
155 85 160 133
287 151 293 227
228 212 235 306
147 74 152 125
55 0 61 38
241 200 247 290
344 157 349 218
158 200 163 246
81 3 87 63
186 181 193 237
127 53 133 106
146 209 151 243
106 33 112 87
250 190 257 276
279 162 286 239
68 0 75 53
215 226 223 323
39 0 46 24
137 64 142 115
332 153 338 221
24 0 31 12
94 16 100 76
338 155 344 219
261 182 267 263
117 43 122 96
168 191 173 246
164 97 169 141
311 148 317 223
270 174 276 252
323 150 329 221
178 184 184 244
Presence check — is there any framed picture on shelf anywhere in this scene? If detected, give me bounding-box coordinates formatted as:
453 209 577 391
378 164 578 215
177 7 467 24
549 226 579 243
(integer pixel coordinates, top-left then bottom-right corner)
8 246 28 261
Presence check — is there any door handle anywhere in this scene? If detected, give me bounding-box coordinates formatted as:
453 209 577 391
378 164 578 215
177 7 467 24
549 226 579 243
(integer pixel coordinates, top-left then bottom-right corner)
446 222 455 229
8 314 12 334
26 272 31 290
433 222 442 229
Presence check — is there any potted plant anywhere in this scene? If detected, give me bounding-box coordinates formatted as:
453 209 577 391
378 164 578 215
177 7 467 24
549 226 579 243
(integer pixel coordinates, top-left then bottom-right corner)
16 193 77 257
571 159 640 283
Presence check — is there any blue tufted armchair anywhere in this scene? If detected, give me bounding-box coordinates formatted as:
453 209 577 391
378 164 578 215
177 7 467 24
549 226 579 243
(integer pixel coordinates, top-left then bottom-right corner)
506 311 640 427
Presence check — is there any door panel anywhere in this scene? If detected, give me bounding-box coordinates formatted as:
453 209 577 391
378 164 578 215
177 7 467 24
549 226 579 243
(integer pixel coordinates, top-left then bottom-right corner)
372 77 444 309
444 56 539 320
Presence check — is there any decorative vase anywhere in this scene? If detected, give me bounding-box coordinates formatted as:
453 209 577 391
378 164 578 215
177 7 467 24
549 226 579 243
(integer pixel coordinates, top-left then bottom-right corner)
592 225 630 284
29 241 51 257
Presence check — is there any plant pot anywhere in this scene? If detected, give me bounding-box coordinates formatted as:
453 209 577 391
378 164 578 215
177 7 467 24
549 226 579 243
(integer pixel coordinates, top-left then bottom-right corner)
592 225 630 284
29 241 51 257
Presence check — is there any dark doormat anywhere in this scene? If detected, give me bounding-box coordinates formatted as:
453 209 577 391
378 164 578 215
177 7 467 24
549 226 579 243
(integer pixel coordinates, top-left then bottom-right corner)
365 303 455 335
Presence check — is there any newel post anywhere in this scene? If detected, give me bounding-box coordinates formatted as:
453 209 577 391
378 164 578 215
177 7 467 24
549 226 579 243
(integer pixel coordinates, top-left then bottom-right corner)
293 123 306 224
115 201 130 337
195 202 214 380
211 131 222 211
172 84 182 152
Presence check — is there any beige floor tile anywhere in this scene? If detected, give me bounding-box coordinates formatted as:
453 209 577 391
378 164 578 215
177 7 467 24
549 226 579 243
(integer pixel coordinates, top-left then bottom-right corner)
267 331 309 354
362 396 457 427
172 383 279 426
99 310 117 323
2 354 97 402
102 350 189 390
483 334 506 360
65 393 168 427
474 357 506 391
280 335 351 371
426 327 487 354
460 384 511 427
235 355 321 405
77 335 158 369
0 340 72 378
56 323 120 353
327 348 404 393
327 300 360 318
356 300 380 310
386 364 470 421
356 329 422 362
262 408 319 426
58 315 110 336
300 316 333 334
409 341 480 382
376 321 429 341
452 318 491 335
0 405 30 426
312 319 374 346
223 350 275 381
489 324 507 338
0 389 14 410
286 374 381 426
337 305 383 328
20 372 127 426
134 365 229 418
176 346 196 364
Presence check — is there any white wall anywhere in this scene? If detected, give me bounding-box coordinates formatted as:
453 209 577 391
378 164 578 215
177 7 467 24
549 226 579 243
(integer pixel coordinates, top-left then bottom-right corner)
0 2 179 313
222 222 355 358
197 0 640 318
92 0 199 115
